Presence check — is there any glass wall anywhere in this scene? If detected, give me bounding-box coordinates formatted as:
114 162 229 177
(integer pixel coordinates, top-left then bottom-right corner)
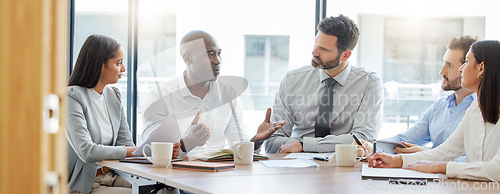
73 0 129 110
326 0 499 138
133 0 315 143
135 0 178 142
72 0 500 144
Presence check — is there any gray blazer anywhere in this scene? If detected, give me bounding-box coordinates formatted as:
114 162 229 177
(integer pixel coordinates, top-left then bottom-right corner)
66 86 134 194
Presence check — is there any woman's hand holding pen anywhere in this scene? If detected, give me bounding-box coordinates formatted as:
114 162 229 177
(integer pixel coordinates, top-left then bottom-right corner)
367 152 403 168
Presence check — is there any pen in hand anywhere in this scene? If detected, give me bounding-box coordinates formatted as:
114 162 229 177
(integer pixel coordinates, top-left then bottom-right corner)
351 132 368 156
372 140 377 166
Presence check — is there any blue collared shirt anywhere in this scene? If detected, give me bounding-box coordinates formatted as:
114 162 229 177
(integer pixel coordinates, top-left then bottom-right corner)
383 92 476 162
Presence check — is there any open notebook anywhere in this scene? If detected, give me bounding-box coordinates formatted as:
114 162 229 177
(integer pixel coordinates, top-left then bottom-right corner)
194 149 268 162
361 164 442 180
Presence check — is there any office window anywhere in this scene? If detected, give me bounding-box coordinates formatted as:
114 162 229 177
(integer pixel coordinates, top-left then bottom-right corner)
243 35 289 110
168 0 315 135
383 18 462 123
327 0 489 138
136 0 177 143
73 0 129 109
71 0 499 143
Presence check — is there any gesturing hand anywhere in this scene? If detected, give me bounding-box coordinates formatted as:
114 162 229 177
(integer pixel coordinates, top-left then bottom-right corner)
180 113 211 152
253 108 286 142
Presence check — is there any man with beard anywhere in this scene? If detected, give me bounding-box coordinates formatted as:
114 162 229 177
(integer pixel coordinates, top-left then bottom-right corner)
265 15 384 153
356 36 477 162
142 30 285 156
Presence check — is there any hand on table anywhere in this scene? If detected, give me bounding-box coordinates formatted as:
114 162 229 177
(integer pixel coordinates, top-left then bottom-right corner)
367 152 403 168
394 141 427 154
277 140 303 153
172 143 181 159
403 160 447 174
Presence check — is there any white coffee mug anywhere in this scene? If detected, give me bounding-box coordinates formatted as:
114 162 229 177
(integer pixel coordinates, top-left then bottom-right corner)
335 144 365 167
142 142 173 167
233 142 254 165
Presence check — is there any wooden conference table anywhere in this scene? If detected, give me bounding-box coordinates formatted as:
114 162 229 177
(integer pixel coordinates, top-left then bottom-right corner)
98 154 499 194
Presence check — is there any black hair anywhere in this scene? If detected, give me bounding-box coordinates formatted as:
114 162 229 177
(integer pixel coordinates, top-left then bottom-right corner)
472 40 500 124
68 34 121 87
317 14 360 52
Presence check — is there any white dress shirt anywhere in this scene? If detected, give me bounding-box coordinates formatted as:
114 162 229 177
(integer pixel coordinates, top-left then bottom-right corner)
87 88 113 145
401 98 500 182
142 76 250 156
266 64 383 153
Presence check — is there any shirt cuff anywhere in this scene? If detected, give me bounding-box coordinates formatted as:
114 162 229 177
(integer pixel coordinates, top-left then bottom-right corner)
302 137 317 152
446 162 465 179
401 153 419 167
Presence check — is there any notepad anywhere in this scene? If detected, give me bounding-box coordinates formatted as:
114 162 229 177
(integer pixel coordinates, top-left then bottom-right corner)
172 161 235 172
361 164 441 180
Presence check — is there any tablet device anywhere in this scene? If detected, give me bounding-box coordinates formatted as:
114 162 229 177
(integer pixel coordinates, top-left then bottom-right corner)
376 140 407 155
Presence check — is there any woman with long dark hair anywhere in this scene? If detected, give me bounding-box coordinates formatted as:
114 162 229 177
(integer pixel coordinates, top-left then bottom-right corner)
66 34 180 193
367 40 500 182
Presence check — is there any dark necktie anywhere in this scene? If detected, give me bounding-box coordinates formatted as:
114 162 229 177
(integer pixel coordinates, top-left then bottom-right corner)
315 78 337 137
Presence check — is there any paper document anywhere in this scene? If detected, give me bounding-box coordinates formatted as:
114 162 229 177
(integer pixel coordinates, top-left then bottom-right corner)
132 108 198 156
361 164 441 180
260 158 319 168
284 152 334 159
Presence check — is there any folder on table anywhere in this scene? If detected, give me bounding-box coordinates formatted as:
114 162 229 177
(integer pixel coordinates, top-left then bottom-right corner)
172 161 235 172
361 164 442 180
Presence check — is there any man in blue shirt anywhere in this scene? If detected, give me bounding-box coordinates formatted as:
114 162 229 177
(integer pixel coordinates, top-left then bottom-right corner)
357 35 478 162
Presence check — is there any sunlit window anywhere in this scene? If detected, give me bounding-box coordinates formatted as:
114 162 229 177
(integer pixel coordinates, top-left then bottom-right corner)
71 0 499 144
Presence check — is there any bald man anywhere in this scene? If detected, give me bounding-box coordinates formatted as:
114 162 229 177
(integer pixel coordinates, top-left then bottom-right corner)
142 30 285 156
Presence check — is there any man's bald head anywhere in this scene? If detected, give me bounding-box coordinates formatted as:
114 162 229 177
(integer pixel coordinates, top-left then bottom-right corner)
179 30 218 56
179 30 222 82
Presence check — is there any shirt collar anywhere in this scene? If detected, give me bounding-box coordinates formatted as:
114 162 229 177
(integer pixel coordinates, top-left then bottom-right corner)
318 64 351 87
446 92 477 108
178 72 192 98
178 71 218 98
446 93 457 108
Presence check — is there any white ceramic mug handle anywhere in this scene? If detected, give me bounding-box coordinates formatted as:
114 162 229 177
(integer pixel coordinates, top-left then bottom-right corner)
142 144 154 163
354 147 365 165
235 145 243 159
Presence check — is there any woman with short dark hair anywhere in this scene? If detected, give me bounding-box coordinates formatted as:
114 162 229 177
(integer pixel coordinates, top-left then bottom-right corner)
367 40 500 182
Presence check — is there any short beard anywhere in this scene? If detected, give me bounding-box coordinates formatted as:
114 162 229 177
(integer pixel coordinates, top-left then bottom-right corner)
441 77 462 91
312 54 341 70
